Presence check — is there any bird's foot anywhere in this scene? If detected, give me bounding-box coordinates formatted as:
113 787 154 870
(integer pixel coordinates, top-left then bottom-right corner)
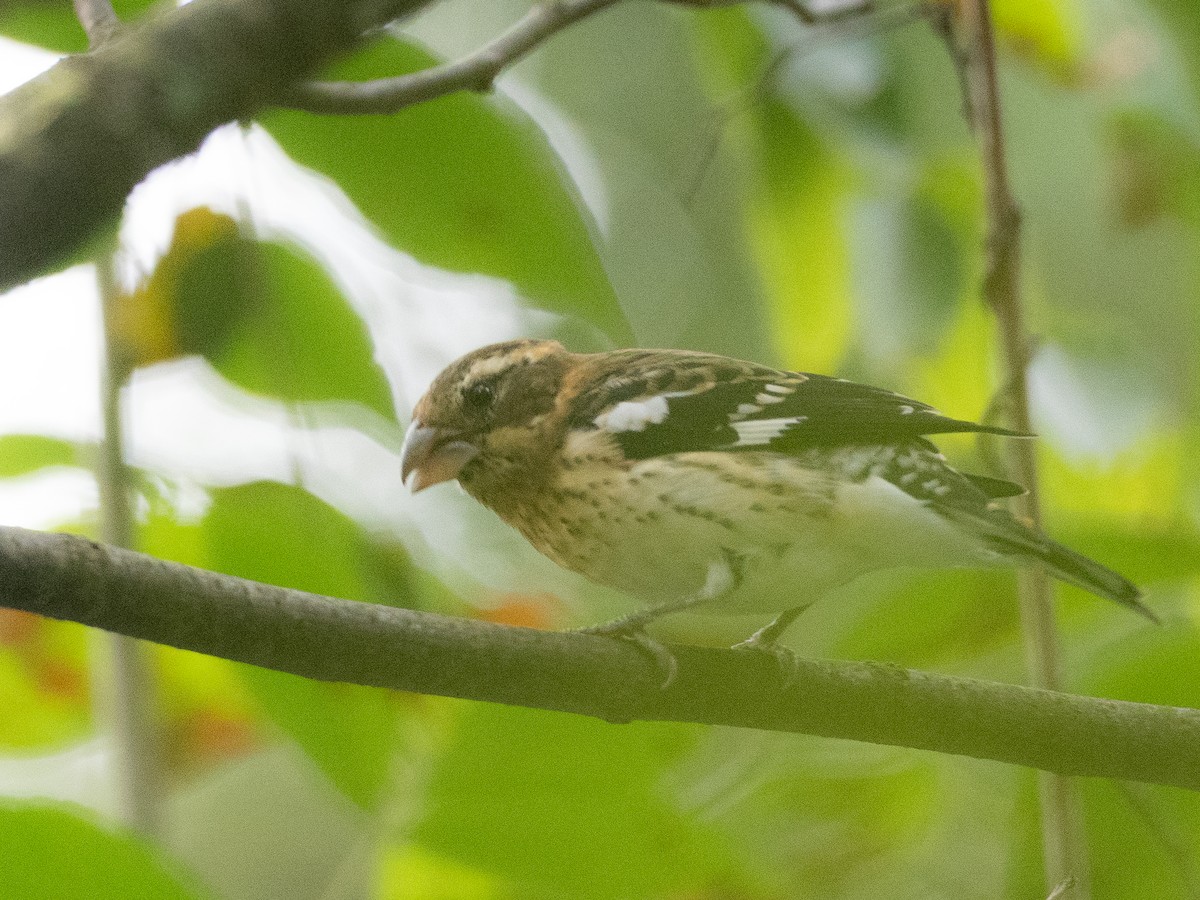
732 629 800 690
579 616 679 689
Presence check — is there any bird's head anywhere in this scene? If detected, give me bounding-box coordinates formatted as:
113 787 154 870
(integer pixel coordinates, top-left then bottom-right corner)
400 339 575 493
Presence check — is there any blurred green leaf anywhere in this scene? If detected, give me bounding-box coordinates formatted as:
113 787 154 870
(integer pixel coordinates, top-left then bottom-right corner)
992 0 1084 81
0 636 90 749
693 9 852 371
1085 626 1200 707
1083 778 1200 900
1107 109 1200 229
238 668 401 811
118 207 394 419
833 568 1021 669
0 802 203 899
415 704 741 898
212 240 395 419
1144 0 1200 90
263 37 628 343
1055 521 1200 587
849 169 972 364
0 434 79 477
752 103 855 373
0 0 157 51
381 845 512 900
203 482 413 809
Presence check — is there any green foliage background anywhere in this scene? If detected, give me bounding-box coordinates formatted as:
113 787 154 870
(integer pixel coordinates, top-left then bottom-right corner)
0 0 1198 897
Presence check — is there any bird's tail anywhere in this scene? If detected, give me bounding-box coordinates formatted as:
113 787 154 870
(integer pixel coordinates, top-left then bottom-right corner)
939 506 1158 623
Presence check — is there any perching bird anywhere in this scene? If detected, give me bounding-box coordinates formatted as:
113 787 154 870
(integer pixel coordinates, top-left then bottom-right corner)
400 339 1154 648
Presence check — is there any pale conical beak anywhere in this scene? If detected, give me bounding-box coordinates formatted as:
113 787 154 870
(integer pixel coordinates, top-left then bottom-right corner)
400 421 480 493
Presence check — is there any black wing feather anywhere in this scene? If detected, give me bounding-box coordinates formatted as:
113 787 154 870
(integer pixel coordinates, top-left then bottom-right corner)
601 368 1022 461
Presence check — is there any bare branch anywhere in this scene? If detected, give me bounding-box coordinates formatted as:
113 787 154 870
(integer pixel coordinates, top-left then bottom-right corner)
286 0 622 115
0 0 433 292
950 0 1089 893
94 252 164 840
286 0 877 116
773 0 875 25
0 525 1198 793
73 0 122 48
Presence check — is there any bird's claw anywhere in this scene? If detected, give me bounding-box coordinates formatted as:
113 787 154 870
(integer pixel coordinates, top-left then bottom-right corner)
732 634 800 690
578 621 679 689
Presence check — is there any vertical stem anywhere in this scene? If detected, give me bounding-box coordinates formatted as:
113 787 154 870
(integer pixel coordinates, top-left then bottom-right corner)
72 0 120 47
95 254 164 840
954 0 1090 895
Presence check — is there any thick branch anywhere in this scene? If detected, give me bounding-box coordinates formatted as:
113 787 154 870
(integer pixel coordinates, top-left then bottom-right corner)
0 525 1196 791
0 0 430 292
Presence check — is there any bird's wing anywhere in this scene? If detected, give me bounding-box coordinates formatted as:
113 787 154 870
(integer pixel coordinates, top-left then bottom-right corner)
569 350 1022 461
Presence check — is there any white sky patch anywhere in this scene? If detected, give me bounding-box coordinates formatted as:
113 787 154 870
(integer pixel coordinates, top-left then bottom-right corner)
0 266 103 441
596 396 670 433
0 468 98 530
0 36 58 92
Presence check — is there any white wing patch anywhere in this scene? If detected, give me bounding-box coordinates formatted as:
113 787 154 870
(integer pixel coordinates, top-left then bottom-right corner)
594 396 671 433
729 416 807 446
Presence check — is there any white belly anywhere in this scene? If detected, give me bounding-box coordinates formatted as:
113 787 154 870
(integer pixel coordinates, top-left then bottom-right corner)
518 445 999 617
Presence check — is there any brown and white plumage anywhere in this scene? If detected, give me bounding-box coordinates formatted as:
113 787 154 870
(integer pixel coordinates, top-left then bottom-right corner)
400 339 1154 639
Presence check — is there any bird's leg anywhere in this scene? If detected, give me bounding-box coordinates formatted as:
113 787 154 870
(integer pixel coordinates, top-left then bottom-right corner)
578 556 742 688
731 602 814 688
580 593 718 636
578 595 716 688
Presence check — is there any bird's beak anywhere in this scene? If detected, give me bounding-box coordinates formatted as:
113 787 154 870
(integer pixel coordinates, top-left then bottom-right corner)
400 421 480 493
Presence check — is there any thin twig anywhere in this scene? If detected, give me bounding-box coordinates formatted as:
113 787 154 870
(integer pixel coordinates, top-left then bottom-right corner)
286 0 622 115
951 0 1090 895
95 253 164 840
0 526 1198 791
73 0 121 48
683 0 925 204
286 0 877 117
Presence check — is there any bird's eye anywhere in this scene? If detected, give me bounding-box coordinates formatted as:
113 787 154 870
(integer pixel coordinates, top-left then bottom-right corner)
462 381 495 412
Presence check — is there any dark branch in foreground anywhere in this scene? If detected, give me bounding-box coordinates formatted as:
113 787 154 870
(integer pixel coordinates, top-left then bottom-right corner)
0 526 1196 792
0 0 430 292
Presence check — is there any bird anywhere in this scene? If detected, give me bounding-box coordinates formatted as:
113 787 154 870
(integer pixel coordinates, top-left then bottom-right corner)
399 338 1155 653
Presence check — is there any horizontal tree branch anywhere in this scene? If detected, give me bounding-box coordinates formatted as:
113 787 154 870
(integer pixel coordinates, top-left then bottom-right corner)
0 0 879 290
0 525 1196 791
285 0 622 115
286 0 876 116
0 0 431 292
